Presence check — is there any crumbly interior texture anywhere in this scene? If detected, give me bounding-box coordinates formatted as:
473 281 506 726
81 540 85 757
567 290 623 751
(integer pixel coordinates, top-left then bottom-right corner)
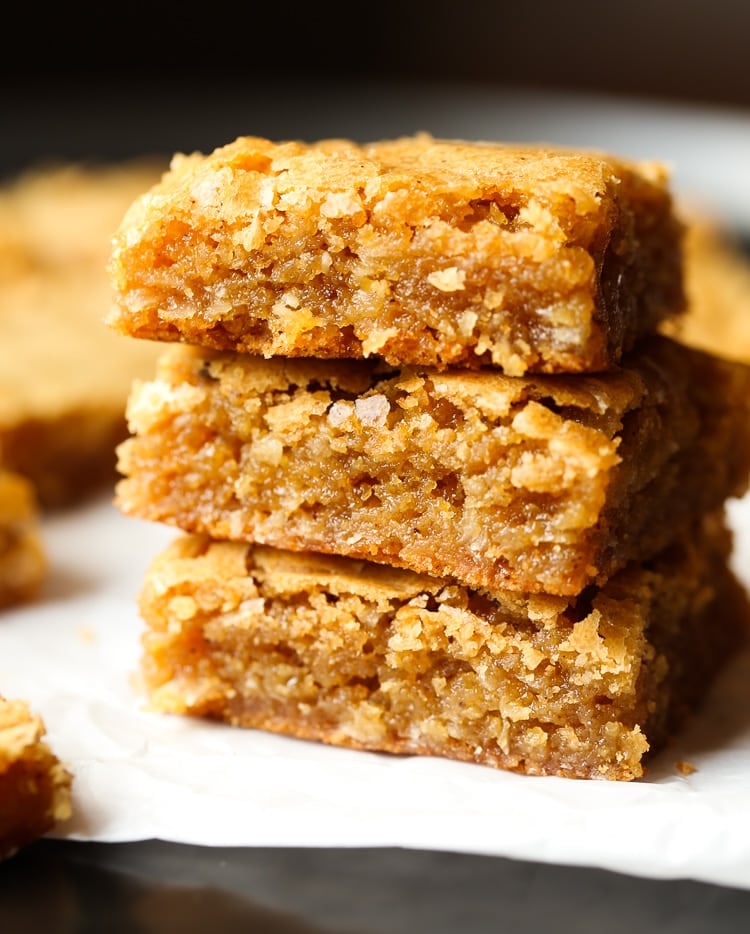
107 133 685 376
138 515 748 781
116 336 750 596
0 161 165 507
661 215 750 364
0 696 72 859
0 471 45 609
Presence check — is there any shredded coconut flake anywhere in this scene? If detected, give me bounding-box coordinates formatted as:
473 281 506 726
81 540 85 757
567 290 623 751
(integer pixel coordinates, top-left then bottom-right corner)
190 169 229 209
321 191 363 218
427 267 466 292
354 395 390 426
458 310 478 337
327 401 354 427
361 327 398 357
484 288 506 310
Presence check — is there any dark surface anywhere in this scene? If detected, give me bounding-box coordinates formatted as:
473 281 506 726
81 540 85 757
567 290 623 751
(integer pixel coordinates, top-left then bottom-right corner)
2 840 750 934
6 1 750 111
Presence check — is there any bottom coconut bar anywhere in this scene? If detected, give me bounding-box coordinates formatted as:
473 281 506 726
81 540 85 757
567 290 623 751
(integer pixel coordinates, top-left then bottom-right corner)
137 514 749 781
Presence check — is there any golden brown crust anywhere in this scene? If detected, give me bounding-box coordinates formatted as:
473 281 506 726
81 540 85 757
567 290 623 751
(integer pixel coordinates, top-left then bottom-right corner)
137 515 748 781
0 471 45 609
0 161 166 508
116 336 750 596
0 696 72 859
107 133 685 375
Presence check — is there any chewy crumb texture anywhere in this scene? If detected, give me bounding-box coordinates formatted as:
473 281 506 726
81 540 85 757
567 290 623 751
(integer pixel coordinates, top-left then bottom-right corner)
0 471 45 609
0 161 165 507
138 516 747 781
116 336 750 596
107 133 685 376
0 696 72 860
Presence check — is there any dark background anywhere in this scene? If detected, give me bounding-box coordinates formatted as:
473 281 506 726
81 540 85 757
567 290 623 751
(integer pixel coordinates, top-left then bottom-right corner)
6 1 750 109
2 0 749 176
3 0 748 231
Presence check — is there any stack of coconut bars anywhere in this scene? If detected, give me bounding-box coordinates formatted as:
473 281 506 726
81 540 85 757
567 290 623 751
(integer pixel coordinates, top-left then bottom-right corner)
107 133 750 781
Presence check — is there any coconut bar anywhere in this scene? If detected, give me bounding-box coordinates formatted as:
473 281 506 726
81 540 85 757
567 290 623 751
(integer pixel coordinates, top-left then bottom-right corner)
0 161 164 507
107 133 685 376
115 336 750 597
137 514 748 781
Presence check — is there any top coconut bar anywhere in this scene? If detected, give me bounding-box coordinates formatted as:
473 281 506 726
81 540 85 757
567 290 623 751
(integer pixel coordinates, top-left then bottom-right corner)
107 133 685 376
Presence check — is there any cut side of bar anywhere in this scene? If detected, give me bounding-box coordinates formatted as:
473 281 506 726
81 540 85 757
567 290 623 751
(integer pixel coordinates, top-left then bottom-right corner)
107 133 685 376
137 514 748 781
116 336 750 596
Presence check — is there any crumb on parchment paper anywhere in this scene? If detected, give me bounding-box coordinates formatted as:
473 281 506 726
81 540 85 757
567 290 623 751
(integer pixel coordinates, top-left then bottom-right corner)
675 760 698 776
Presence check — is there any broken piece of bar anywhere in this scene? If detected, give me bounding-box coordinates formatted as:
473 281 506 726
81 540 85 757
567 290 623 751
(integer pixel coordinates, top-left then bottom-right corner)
0 696 72 859
0 471 45 609
107 133 685 376
137 512 748 781
116 335 750 597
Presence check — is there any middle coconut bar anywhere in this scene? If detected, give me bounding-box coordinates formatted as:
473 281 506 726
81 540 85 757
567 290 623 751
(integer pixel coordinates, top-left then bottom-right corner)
116 335 750 597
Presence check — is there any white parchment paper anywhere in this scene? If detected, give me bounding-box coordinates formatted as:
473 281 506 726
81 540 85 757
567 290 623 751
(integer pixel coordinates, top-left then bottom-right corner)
1 493 750 890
